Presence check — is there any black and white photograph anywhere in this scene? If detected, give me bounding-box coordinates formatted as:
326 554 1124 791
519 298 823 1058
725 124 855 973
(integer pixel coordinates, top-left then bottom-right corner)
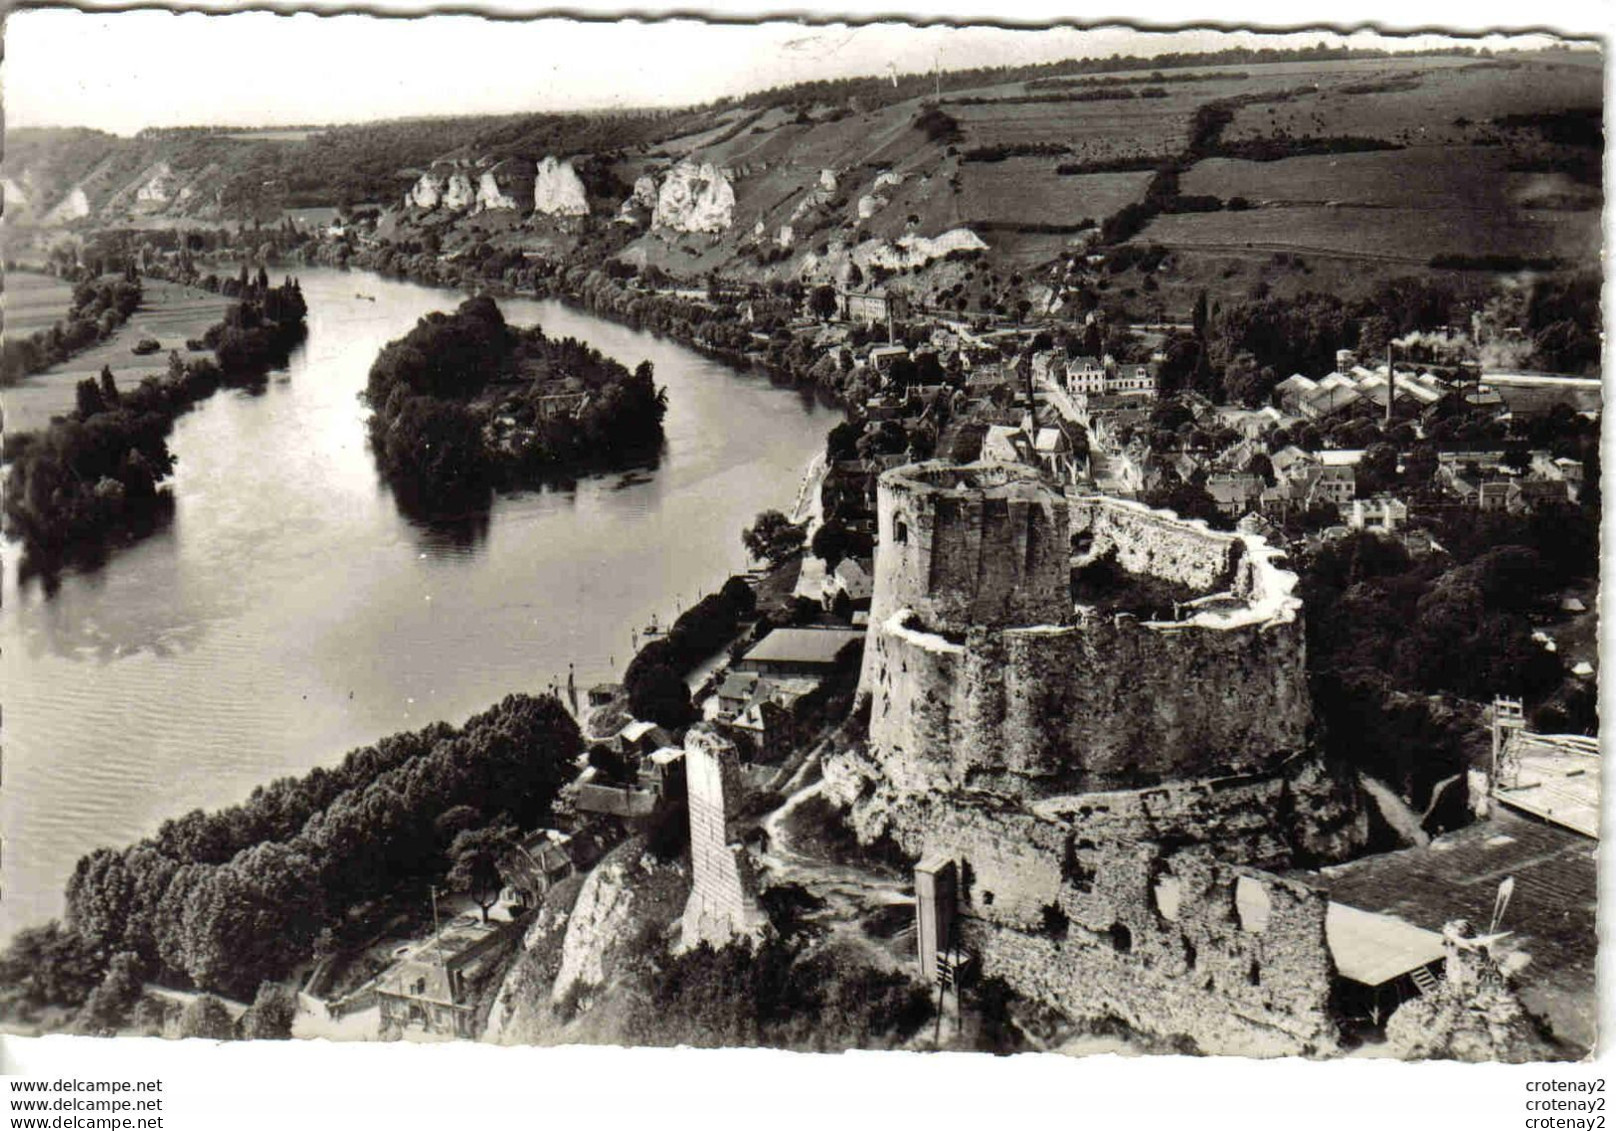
0 2 1607 1124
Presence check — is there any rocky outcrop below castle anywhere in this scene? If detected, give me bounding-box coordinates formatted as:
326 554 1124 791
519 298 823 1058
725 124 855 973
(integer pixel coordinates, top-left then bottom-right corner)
652 161 735 234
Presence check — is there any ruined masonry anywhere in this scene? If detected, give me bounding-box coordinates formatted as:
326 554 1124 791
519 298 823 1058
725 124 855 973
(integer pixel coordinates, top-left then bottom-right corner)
826 460 1371 1054
679 727 768 949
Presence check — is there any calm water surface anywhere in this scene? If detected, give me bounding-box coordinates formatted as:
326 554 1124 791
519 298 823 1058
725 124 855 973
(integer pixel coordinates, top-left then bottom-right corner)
0 267 837 935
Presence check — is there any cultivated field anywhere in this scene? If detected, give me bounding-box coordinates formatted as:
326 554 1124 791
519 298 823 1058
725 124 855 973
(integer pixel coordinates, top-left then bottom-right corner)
957 162 1150 229
1222 58 1602 148
1139 204 1598 265
3 270 78 336
1 277 231 434
1181 146 1599 214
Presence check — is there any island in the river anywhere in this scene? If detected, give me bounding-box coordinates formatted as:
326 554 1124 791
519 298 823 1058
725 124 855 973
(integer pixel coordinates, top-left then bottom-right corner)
364 294 667 505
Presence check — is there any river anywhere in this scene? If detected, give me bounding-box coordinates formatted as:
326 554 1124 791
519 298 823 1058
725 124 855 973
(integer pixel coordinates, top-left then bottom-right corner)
0 266 839 937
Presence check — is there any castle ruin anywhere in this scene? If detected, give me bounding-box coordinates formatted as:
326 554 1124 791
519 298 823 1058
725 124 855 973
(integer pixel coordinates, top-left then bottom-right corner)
826 460 1371 1053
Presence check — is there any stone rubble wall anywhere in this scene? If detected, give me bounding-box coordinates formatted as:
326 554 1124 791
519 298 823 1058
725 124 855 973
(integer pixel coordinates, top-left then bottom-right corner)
863 608 1309 797
962 847 1340 1056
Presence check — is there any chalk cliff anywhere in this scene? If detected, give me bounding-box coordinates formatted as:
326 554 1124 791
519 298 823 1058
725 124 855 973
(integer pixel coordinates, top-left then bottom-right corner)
475 158 534 212
652 161 735 234
533 155 590 217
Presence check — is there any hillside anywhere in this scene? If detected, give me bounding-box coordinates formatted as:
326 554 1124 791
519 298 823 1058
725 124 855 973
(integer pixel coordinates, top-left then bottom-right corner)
4 47 1600 321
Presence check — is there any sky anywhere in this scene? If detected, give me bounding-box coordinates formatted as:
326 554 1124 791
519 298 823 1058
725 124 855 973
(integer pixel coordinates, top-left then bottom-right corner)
0 4 1602 136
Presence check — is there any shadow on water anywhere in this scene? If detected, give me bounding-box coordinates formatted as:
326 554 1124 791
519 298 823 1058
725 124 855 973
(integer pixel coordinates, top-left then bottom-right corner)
14 493 178 596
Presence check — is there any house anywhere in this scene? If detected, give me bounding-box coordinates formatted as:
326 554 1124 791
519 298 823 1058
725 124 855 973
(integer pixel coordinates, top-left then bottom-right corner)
1031 350 1066 384
1033 425 1080 484
1345 496 1409 532
1205 473 1265 518
1066 354 1108 396
573 746 686 819
1477 480 1514 512
1312 464 1357 507
1109 360 1158 398
982 424 1037 466
376 914 522 1039
840 289 908 325
1511 478 1571 513
716 670 769 719
498 829 581 912
866 345 909 376
1274 374 1318 416
735 626 865 677
822 557 875 612
618 720 677 759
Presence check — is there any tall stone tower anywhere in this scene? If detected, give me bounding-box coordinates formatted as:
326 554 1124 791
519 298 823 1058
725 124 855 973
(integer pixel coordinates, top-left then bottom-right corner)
863 460 1069 652
679 726 768 949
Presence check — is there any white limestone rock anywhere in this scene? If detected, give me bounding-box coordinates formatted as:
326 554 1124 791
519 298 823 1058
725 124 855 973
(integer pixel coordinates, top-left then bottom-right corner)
533 155 590 217
409 167 447 209
45 186 91 224
652 161 735 234
476 159 534 212
441 169 476 211
852 228 988 271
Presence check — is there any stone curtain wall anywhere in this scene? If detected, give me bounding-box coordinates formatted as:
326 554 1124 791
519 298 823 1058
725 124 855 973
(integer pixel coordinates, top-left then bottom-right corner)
1069 495 1241 595
679 727 767 949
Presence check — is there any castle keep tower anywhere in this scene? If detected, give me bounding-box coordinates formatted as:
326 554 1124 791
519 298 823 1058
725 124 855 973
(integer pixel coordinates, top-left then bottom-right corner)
867 462 1070 638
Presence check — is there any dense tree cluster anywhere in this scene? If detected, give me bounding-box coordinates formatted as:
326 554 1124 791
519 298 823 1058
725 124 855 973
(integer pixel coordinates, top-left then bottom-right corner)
6 695 580 1008
364 295 667 506
1303 490 1598 811
622 576 757 728
3 273 308 573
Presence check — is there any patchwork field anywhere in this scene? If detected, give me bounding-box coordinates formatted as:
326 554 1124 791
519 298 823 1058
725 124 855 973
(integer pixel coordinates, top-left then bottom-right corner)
1138 203 1599 266
957 161 1150 229
3 270 78 336
1 277 231 434
1181 146 1600 214
1223 57 1602 149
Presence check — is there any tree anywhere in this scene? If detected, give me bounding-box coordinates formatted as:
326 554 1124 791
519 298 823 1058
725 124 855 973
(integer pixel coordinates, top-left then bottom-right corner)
178 993 237 1041
75 378 107 419
1357 442 1400 497
811 516 852 571
742 510 806 565
626 660 696 729
76 951 146 1036
447 821 521 923
238 981 296 1040
809 284 839 321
